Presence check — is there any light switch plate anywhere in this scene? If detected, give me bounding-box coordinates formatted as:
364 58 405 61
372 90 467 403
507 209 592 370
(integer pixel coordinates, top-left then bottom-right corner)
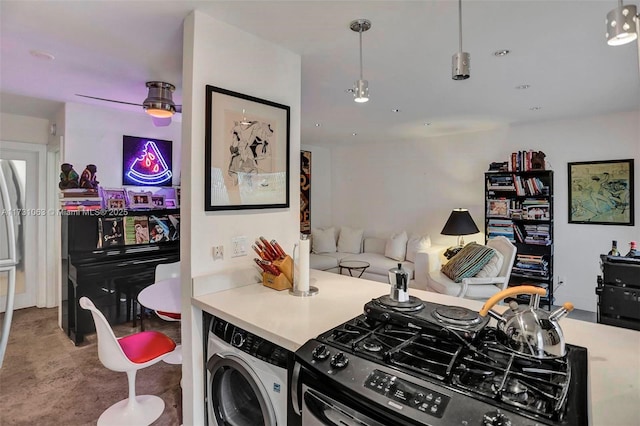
231 236 248 258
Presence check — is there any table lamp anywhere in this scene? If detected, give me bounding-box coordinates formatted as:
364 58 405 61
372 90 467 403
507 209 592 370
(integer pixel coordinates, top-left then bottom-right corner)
441 208 480 259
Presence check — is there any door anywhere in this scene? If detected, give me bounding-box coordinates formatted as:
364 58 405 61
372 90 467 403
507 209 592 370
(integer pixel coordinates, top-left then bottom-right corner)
206 352 276 426
0 145 44 311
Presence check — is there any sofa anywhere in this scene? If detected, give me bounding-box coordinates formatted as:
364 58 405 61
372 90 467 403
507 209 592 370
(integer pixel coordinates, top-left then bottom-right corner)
308 226 446 290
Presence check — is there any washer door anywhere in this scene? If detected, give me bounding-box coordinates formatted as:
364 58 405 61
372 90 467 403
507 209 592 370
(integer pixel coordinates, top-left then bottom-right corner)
207 353 277 426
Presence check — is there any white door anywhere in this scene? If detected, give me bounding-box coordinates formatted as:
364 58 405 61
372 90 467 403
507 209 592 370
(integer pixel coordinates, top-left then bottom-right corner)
0 144 45 311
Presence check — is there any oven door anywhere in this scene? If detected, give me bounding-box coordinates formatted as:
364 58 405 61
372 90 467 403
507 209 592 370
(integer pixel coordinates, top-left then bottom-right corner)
207 353 277 426
302 384 386 426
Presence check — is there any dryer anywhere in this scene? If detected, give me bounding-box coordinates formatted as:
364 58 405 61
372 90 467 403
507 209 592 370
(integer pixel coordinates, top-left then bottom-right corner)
206 316 288 426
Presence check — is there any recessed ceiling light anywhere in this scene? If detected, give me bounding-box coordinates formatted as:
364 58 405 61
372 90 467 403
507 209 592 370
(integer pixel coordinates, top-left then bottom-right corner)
29 49 55 60
314 123 321 127
529 106 542 111
345 88 355 94
391 108 400 113
515 84 531 90
494 49 510 57
424 122 432 126
352 132 358 136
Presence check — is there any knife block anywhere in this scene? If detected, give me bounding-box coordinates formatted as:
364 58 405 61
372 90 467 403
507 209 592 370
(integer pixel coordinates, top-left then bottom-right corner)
273 255 294 284
262 272 292 291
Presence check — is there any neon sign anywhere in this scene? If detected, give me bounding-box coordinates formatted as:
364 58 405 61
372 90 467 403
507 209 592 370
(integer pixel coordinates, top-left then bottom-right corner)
123 136 173 186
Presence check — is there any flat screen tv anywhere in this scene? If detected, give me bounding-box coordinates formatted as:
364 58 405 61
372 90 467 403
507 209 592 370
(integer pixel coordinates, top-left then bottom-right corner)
122 135 173 186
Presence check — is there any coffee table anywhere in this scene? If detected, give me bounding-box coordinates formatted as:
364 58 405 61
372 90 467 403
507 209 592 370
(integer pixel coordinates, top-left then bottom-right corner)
338 260 370 278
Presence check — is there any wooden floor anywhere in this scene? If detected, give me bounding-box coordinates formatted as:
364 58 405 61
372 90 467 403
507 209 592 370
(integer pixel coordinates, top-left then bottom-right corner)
0 306 182 426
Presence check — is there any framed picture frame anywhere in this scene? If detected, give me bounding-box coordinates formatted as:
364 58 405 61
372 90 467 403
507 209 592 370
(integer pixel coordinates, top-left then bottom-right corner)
204 85 290 211
100 187 127 209
175 186 181 208
568 159 634 225
165 199 177 208
107 198 126 210
127 190 153 209
151 195 166 208
487 199 509 218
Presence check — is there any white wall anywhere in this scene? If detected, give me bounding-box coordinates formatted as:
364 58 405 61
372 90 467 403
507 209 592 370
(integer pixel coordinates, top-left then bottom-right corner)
320 110 639 311
0 113 50 145
181 10 301 424
63 102 182 187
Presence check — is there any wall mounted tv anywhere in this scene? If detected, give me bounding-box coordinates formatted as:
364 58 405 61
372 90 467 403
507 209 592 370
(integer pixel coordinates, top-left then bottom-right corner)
122 135 173 186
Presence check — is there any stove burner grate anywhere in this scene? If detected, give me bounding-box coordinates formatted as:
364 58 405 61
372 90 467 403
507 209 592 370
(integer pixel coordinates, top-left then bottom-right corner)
432 305 482 326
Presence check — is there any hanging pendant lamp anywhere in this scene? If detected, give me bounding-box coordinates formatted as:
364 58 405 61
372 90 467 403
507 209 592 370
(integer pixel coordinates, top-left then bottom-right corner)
143 81 177 118
350 19 371 103
452 0 470 80
606 1 638 46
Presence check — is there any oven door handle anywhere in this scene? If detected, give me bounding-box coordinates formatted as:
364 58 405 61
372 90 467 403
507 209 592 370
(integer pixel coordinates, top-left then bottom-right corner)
290 361 302 415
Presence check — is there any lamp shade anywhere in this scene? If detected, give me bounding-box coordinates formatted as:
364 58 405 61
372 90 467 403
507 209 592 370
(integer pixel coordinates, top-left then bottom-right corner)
441 209 479 236
606 3 638 46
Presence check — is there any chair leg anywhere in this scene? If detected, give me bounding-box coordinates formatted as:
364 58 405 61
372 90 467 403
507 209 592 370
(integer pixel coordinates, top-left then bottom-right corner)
97 369 165 426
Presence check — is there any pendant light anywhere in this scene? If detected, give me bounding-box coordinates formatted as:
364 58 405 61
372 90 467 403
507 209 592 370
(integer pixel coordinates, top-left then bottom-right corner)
452 0 470 80
143 81 176 118
606 1 638 46
350 19 371 103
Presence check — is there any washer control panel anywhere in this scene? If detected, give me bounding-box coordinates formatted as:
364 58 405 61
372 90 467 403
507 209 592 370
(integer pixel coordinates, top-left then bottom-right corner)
210 317 288 369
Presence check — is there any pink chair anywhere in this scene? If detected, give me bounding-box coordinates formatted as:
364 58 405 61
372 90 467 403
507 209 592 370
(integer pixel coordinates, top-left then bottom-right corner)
79 296 176 425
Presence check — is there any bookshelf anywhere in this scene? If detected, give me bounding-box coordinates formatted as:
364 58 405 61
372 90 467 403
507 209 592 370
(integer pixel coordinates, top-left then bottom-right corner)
485 170 554 308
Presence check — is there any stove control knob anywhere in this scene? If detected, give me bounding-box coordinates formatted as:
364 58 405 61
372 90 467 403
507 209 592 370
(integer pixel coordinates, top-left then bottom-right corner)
482 410 512 426
312 344 331 361
412 392 425 405
330 352 349 369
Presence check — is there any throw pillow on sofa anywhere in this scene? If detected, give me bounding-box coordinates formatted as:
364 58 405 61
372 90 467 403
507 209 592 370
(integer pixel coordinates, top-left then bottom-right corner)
441 242 496 283
337 226 364 253
406 234 431 263
311 227 336 253
475 248 504 278
385 231 408 261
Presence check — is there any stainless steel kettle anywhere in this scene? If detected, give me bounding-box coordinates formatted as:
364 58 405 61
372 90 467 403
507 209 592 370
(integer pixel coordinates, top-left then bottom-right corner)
388 263 409 302
479 286 574 359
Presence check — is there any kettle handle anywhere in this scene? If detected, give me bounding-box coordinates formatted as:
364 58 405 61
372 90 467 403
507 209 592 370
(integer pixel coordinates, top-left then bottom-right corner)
479 286 547 317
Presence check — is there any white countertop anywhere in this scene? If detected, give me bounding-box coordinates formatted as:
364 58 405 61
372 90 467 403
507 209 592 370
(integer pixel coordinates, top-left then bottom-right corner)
192 269 640 425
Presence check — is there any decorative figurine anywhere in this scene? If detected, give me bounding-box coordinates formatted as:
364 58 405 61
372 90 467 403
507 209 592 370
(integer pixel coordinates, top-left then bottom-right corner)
58 163 79 189
79 164 99 190
531 151 546 170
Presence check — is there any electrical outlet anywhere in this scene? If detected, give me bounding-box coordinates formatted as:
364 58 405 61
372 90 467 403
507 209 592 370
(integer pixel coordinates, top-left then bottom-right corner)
231 236 248 258
213 245 224 260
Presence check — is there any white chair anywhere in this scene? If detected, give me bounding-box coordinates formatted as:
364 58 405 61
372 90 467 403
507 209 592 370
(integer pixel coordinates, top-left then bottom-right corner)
79 296 176 426
426 236 517 300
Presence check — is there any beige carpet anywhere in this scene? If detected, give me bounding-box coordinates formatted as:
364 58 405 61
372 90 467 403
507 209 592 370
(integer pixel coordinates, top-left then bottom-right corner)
0 306 182 425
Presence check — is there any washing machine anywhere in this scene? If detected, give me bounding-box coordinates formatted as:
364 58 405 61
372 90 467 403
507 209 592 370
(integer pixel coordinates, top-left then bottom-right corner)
206 315 288 426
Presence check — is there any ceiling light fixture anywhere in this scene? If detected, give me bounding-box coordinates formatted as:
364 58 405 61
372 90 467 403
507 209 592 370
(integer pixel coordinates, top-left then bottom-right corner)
606 1 638 46
29 49 55 60
391 108 400 112
143 81 176 118
515 84 531 90
452 0 470 80
350 19 371 103
494 49 510 57
240 109 252 125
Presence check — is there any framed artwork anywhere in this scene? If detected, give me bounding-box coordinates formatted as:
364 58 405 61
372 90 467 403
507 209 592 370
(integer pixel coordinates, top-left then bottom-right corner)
151 195 166 208
100 188 127 209
175 186 181 208
204 85 290 211
487 199 509 218
122 135 173 186
128 190 153 209
165 199 176 208
568 159 634 225
300 150 311 234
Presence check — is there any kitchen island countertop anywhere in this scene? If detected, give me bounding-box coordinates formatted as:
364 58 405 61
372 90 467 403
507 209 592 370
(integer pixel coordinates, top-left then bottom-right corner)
193 269 640 425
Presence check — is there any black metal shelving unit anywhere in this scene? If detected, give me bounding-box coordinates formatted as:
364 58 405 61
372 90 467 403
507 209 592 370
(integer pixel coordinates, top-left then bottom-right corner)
485 170 554 309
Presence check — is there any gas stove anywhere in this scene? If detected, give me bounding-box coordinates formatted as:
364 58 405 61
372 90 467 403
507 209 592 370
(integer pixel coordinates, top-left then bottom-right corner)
293 296 588 426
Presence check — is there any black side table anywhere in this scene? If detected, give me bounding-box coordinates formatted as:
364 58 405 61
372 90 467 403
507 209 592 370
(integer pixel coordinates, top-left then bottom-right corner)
338 260 370 278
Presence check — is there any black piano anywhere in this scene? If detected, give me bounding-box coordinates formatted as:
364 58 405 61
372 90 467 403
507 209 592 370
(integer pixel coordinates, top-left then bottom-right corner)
61 211 180 344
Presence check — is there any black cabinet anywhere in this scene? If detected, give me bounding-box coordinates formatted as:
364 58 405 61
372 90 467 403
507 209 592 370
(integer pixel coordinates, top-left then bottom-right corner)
485 170 554 308
596 255 640 331
61 210 180 344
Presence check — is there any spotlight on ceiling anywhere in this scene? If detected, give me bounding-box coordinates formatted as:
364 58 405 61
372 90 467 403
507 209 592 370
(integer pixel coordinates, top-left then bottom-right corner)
350 19 372 103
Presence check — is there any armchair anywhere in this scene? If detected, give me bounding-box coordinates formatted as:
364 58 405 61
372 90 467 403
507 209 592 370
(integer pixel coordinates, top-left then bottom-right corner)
426 236 517 300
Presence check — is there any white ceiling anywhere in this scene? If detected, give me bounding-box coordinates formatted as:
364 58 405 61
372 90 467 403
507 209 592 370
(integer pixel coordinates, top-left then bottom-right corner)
1 0 639 146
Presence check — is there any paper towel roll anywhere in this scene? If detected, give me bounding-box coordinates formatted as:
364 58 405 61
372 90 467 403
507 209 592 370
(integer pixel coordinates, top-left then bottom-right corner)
297 237 310 293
